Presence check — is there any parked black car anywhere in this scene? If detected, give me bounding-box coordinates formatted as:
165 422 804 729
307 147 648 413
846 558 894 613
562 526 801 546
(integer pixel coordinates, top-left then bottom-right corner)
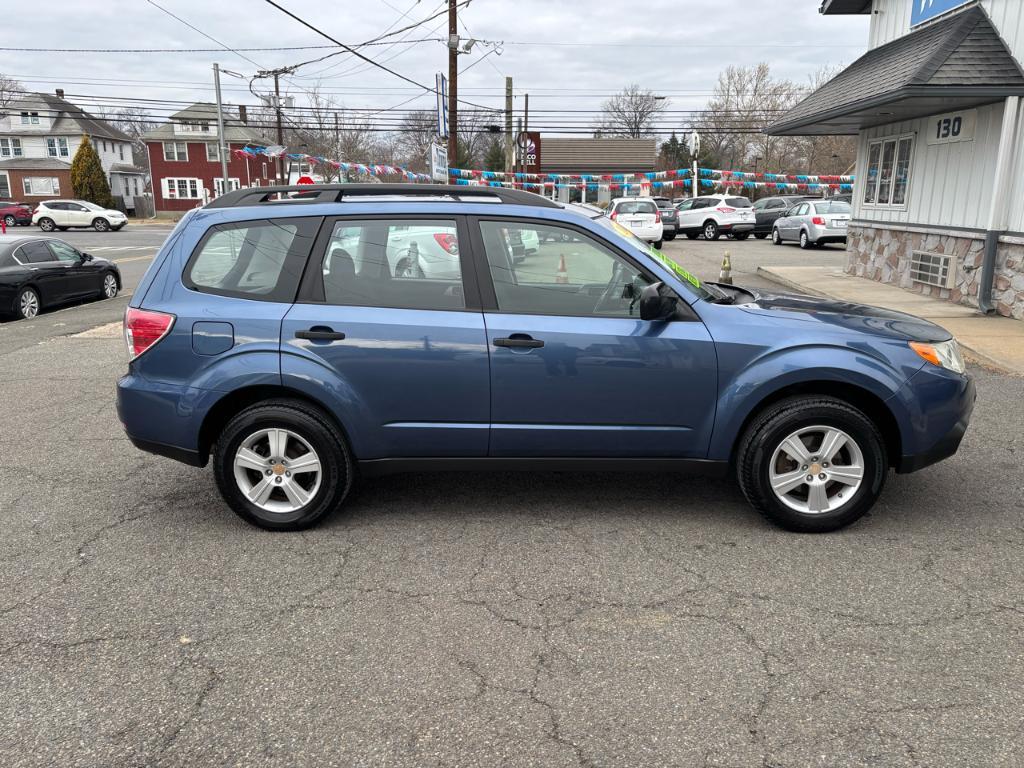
651 196 678 241
752 196 817 239
0 234 121 320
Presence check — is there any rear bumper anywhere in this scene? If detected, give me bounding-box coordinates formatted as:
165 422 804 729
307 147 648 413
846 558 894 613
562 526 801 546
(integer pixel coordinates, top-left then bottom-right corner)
117 373 212 467
895 372 976 474
721 223 755 234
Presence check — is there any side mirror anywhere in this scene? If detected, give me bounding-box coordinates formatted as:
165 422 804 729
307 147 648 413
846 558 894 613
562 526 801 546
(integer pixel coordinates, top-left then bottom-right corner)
639 282 679 322
81 252 93 262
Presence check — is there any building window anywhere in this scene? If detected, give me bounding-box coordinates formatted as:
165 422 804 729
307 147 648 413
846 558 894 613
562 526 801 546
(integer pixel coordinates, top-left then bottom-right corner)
22 177 60 196
163 142 188 162
119 144 125 161
46 138 70 158
0 171 10 199
133 177 140 196
213 178 241 196
0 138 22 158
864 135 914 208
161 177 202 200
20 111 40 125
178 120 211 134
206 143 220 162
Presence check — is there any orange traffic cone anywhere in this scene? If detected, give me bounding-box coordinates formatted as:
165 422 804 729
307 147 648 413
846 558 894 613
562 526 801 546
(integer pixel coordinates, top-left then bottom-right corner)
555 254 569 284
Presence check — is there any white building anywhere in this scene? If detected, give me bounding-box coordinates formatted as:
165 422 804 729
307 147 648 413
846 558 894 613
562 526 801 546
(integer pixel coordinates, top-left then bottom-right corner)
770 0 1024 320
0 89 146 211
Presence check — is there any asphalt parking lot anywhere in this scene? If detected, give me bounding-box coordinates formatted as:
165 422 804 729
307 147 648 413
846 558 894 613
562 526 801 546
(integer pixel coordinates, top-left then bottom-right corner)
1 225 1022 767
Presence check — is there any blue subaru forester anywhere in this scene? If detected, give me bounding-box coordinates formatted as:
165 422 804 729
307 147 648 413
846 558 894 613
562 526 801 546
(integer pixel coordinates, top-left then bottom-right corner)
117 184 975 533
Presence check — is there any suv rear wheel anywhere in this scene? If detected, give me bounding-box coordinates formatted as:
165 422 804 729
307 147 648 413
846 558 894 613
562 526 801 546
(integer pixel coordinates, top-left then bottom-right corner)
213 400 353 531
38 217 56 232
736 396 887 533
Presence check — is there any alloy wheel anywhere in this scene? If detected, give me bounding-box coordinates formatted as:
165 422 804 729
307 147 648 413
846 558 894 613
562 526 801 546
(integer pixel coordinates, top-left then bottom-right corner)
233 427 322 514
20 290 39 319
94 219 109 232
103 274 118 298
768 425 864 515
3 215 14 227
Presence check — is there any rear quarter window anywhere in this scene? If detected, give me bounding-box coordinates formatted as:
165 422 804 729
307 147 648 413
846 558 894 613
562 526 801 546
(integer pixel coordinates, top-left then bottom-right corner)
184 217 320 302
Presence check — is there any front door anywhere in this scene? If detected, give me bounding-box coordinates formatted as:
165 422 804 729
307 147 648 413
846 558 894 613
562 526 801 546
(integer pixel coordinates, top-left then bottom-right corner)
281 216 490 459
46 239 96 297
473 218 718 458
66 203 92 227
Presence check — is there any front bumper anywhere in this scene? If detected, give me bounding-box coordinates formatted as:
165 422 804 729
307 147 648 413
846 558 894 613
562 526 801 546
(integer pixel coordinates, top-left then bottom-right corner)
895 371 976 474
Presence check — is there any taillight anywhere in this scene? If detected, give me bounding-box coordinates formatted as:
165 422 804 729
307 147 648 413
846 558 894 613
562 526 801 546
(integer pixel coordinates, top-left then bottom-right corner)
716 207 737 213
433 232 459 255
654 210 662 223
124 307 175 361
33 207 40 215
610 211 618 221
812 216 826 225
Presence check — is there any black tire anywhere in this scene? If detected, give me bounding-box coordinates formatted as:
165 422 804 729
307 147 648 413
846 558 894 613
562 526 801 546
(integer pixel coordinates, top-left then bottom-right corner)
93 218 110 232
57 227 69 232
771 229 782 245
3 215 15 227
736 396 888 533
213 400 353 531
100 271 119 299
702 220 720 241
685 232 699 240
733 232 750 241
799 231 812 249
653 239 663 250
754 233 768 239
664 232 676 241
38 217 56 232
14 286 41 320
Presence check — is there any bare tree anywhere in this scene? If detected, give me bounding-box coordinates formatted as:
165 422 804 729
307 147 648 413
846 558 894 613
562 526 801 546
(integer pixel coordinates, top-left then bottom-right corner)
0 73 24 111
100 107 157 168
394 110 436 172
595 84 667 138
794 66 858 175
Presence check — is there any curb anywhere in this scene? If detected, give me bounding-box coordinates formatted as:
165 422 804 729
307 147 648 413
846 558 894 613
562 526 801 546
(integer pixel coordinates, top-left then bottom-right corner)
755 267 1017 375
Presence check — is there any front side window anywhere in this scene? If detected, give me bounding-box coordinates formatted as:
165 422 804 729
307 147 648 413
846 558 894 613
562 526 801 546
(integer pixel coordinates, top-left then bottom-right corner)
318 219 464 311
186 218 318 302
676 199 694 212
163 142 188 162
0 138 22 157
47 241 81 262
479 220 655 318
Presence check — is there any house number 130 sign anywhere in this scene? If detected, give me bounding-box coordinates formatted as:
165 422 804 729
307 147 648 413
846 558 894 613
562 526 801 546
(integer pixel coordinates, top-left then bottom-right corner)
927 109 976 146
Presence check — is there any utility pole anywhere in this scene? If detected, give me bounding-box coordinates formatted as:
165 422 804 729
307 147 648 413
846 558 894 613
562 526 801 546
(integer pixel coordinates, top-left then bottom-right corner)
447 0 458 164
274 73 285 185
212 63 229 195
334 111 340 181
505 77 513 176
523 92 529 175
516 117 523 176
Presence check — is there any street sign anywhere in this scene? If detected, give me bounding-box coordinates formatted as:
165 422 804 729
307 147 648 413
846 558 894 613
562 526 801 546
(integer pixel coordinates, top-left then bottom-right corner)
436 73 449 139
430 143 448 183
912 0 971 26
690 131 701 157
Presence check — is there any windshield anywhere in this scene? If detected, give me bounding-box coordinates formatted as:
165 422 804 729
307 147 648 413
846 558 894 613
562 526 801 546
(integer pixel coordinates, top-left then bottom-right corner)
813 201 852 214
593 215 714 301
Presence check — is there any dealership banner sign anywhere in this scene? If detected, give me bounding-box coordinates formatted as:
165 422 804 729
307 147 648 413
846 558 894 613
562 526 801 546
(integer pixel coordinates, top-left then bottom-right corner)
912 0 972 27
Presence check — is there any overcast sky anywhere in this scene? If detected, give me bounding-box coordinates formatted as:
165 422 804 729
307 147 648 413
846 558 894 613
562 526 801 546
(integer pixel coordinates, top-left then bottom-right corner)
2 0 870 137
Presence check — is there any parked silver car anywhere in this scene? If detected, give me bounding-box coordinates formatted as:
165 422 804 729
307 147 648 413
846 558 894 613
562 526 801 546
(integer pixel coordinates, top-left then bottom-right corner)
772 199 852 249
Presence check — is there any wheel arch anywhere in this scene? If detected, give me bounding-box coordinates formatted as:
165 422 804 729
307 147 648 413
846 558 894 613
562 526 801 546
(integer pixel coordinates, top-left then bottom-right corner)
725 379 902 471
197 384 354 466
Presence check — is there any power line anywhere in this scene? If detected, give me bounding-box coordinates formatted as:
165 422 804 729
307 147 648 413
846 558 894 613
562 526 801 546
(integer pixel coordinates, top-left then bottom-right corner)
144 0 264 70
0 42 440 54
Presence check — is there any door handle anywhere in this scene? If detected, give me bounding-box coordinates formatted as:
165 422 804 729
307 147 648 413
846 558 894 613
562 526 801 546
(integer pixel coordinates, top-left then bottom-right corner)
494 335 544 349
296 327 346 341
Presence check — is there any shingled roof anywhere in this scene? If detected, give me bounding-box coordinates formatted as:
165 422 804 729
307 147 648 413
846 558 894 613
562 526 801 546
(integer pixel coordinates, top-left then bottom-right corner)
768 7 1024 135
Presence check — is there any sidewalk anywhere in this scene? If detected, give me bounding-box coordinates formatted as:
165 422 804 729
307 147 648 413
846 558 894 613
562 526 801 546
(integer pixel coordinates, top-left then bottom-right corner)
758 265 1024 375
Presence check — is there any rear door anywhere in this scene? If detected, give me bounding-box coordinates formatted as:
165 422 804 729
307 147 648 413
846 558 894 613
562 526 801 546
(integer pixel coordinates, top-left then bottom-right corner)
471 217 718 458
42 203 70 227
281 215 490 459
15 239 73 303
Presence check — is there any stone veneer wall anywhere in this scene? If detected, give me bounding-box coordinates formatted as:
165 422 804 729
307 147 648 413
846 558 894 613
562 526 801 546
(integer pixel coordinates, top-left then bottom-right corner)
846 225 1024 320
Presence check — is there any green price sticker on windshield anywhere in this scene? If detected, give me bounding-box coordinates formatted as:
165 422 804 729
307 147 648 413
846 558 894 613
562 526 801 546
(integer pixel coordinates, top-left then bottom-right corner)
649 247 702 289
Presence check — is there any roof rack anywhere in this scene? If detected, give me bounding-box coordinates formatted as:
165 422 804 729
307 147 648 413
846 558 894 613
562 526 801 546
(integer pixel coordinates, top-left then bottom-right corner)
204 183 561 210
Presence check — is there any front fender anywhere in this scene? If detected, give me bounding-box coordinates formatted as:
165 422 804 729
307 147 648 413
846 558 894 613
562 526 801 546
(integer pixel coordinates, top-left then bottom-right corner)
707 343 921 462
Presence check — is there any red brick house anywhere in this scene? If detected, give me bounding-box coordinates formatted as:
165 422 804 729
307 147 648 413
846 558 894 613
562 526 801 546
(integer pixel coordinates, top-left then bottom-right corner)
143 103 276 216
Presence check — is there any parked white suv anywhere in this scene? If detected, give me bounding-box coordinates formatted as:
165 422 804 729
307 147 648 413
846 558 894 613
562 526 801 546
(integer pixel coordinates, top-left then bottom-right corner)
609 197 663 248
675 194 755 241
33 200 127 233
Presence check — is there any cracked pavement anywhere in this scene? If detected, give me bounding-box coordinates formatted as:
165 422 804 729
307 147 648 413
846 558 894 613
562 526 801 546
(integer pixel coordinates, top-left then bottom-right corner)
1 274 1023 767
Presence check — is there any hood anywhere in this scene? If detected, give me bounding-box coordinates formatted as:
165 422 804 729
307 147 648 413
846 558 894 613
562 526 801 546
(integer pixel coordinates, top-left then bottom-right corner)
732 287 953 343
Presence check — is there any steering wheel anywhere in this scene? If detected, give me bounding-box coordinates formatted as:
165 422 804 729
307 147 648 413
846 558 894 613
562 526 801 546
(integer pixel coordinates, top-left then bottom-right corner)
593 261 636 315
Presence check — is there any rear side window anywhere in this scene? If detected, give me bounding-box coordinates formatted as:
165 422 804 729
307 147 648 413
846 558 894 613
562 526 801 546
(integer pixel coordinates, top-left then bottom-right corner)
316 219 465 311
615 200 657 215
16 241 54 264
725 197 752 208
185 218 319 302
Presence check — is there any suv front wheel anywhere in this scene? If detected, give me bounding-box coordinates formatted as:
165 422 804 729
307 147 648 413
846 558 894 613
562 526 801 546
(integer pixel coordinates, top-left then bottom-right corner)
736 396 888 533
213 400 353 531
703 221 720 240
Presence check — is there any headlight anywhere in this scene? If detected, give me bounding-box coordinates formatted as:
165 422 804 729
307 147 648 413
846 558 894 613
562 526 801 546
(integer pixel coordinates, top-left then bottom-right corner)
910 339 966 374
